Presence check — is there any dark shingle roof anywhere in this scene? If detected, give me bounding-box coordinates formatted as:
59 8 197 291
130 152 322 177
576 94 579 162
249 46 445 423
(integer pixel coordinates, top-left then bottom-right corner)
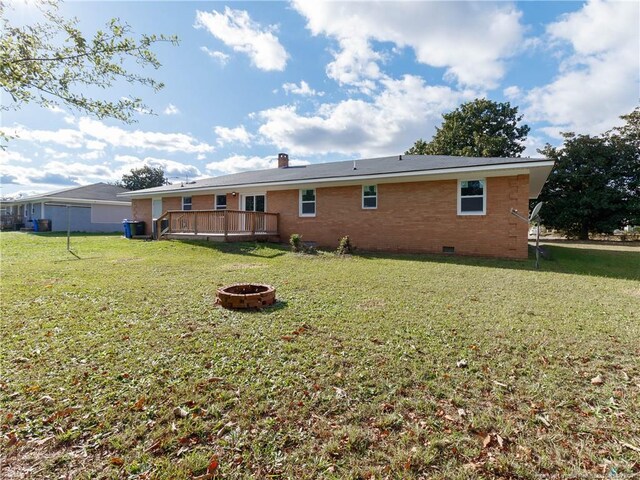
12 183 130 202
123 154 551 196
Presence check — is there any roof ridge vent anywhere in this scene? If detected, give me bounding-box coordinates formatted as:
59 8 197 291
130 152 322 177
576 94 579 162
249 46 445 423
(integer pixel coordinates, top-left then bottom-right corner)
353 159 357 170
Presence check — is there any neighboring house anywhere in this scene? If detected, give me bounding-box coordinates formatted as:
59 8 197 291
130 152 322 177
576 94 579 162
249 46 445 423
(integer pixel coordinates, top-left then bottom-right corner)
1 183 132 233
119 154 554 259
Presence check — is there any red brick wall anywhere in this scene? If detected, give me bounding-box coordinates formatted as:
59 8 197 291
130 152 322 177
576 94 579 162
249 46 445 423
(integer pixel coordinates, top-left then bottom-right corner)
132 176 529 258
192 195 214 210
267 175 530 259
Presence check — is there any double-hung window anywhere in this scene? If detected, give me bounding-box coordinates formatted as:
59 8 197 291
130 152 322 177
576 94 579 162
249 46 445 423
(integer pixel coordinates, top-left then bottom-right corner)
362 185 377 209
215 194 227 210
458 179 485 215
182 196 192 211
299 189 316 216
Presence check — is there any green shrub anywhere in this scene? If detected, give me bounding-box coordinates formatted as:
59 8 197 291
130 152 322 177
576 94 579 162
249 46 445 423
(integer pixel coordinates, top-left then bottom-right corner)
336 235 354 255
290 233 303 252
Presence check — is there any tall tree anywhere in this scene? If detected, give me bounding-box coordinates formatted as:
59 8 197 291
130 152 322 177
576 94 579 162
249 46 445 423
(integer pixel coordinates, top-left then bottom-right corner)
119 166 170 191
536 107 640 239
406 99 530 157
0 0 178 127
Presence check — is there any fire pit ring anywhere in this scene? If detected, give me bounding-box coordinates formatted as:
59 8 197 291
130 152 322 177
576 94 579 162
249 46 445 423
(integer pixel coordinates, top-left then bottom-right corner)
216 283 276 309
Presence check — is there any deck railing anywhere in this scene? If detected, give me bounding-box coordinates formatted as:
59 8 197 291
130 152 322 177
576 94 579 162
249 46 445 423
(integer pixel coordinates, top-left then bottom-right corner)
155 209 278 239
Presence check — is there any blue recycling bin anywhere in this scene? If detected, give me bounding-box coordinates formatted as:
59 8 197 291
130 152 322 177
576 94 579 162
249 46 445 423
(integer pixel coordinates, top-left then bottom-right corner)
122 220 132 239
32 219 39 232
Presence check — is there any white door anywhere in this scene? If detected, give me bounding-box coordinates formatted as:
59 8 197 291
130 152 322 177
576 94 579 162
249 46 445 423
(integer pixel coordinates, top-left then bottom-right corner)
152 198 163 219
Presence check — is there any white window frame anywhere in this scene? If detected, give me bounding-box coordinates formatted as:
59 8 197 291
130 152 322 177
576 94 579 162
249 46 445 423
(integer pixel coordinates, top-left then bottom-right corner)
362 185 377 209
182 196 192 211
457 179 486 216
215 194 227 210
299 189 316 217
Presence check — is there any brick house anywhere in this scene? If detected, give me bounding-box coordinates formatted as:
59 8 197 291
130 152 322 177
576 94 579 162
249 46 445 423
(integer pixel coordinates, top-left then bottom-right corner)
119 154 554 259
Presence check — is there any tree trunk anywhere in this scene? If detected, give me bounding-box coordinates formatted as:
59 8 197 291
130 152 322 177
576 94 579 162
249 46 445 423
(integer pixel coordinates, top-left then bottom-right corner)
579 223 590 240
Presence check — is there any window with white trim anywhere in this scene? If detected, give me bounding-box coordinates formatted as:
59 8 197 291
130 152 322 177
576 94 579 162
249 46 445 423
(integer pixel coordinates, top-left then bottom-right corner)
215 194 227 210
458 179 485 215
182 196 192 211
362 185 377 209
299 189 316 216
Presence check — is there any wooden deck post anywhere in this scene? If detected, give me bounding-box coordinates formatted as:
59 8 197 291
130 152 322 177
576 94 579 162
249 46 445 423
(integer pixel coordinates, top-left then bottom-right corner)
193 212 198 235
223 210 228 242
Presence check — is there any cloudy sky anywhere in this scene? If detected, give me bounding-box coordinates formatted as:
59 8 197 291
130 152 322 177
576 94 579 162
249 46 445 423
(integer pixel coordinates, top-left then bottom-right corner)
1 0 638 197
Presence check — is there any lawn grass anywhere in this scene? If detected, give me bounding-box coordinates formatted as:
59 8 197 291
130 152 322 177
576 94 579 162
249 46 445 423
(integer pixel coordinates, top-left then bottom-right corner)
1 233 639 479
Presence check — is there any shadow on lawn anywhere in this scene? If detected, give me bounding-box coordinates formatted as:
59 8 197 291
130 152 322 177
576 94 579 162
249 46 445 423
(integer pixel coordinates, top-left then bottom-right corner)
180 240 287 259
355 244 639 282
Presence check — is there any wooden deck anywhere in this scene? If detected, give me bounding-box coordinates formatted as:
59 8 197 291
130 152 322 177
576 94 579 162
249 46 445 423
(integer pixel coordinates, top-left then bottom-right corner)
155 209 279 242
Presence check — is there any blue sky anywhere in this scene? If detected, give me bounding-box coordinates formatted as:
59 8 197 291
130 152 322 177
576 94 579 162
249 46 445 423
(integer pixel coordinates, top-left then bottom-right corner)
1 0 638 197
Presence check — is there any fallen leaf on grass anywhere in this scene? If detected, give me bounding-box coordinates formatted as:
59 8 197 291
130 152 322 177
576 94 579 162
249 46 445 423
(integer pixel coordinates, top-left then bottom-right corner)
145 439 164 453
591 374 604 385
110 457 124 466
6 432 19 447
456 359 468 368
483 434 492 448
133 396 145 411
281 335 294 341
44 406 79 424
208 456 219 473
193 455 219 479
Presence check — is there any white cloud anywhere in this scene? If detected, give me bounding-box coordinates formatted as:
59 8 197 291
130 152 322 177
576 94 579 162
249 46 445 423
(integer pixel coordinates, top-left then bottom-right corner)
163 104 180 115
77 118 215 154
258 75 472 157
195 7 288 71
114 155 203 180
0 156 115 189
206 154 309 175
292 1 524 89
1 125 86 149
46 105 66 115
525 0 639 136
213 125 253 146
0 150 31 165
79 150 105 161
503 86 522 101
282 80 324 97
200 46 230 65
86 140 107 151
43 147 69 160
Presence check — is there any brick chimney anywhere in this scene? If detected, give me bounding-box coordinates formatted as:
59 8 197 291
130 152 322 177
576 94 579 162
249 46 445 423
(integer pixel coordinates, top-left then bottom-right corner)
278 152 289 168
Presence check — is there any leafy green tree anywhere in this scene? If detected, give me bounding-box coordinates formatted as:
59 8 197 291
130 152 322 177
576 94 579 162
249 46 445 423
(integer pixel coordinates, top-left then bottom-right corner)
119 166 170 191
404 138 429 155
0 0 178 126
406 99 530 157
536 107 640 239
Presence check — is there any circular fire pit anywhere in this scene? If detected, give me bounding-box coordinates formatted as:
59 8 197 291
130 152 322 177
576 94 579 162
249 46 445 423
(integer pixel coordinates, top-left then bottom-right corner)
216 283 276 309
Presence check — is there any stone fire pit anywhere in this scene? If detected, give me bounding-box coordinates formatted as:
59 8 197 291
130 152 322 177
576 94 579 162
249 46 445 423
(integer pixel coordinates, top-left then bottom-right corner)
216 283 276 309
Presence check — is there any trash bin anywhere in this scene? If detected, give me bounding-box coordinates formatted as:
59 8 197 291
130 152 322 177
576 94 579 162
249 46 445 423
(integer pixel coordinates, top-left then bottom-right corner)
37 219 51 232
122 220 132 239
32 219 39 232
132 221 145 236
